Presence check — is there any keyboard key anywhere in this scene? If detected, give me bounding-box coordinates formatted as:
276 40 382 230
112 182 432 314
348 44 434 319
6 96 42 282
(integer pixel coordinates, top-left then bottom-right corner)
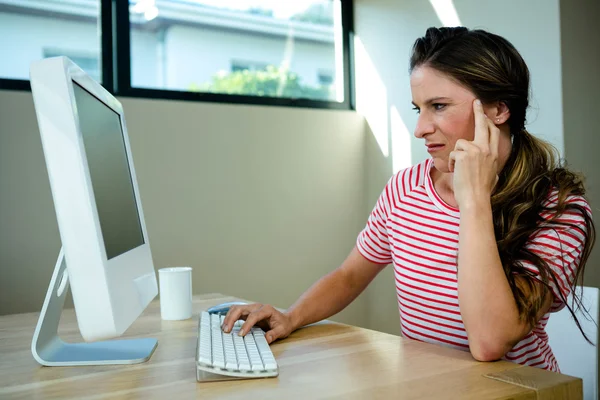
244 336 264 371
253 331 270 352
263 360 278 370
234 335 250 370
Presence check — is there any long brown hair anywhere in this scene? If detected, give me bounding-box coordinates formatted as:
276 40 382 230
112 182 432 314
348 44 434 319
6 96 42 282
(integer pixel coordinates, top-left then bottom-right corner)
410 27 596 341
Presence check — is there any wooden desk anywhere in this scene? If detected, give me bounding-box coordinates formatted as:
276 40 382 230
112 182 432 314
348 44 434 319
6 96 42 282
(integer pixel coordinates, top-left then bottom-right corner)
0 293 581 399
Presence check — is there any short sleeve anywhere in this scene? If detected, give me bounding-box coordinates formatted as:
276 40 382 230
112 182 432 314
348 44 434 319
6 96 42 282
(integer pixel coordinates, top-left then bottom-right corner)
356 176 395 265
517 196 591 313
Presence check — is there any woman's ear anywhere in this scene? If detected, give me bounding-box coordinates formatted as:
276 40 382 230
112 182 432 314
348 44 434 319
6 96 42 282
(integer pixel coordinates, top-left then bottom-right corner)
492 101 511 125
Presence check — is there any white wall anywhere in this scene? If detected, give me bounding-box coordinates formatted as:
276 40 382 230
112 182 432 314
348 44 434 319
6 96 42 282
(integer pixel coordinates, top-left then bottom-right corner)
0 90 369 332
353 0 564 335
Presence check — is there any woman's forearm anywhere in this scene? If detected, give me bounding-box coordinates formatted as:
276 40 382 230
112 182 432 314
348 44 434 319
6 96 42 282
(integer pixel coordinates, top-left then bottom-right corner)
457 201 523 360
286 247 382 331
285 268 357 330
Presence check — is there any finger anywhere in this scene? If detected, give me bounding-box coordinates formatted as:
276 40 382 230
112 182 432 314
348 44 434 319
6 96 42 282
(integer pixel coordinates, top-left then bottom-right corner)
473 99 489 147
221 306 246 332
222 304 260 333
454 139 472 152
239 307 272 336
265 325 287 344
448 150 457 172
448 150 466 173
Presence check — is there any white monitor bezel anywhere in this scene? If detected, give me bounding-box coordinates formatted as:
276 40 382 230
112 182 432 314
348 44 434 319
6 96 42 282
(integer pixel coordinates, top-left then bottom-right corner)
30 56 157 341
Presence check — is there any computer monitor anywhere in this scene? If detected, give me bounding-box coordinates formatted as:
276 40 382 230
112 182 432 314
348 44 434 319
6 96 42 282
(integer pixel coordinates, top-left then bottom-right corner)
29 56 158 366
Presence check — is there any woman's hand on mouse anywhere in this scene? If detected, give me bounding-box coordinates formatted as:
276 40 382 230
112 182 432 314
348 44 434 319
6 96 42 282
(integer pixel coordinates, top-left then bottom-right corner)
221 303 295 344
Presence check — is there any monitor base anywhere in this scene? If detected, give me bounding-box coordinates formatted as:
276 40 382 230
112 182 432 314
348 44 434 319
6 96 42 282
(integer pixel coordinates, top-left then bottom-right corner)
31 248 158 366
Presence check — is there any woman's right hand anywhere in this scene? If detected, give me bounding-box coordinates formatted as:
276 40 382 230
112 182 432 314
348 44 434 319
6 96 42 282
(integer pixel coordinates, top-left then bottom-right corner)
221 303 296 344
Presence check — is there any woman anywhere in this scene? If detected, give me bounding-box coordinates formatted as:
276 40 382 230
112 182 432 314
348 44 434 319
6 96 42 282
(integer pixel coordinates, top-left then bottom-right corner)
223 27 595 372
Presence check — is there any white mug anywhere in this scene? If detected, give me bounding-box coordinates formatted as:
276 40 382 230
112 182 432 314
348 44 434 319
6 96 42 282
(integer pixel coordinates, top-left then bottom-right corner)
158 267 193 320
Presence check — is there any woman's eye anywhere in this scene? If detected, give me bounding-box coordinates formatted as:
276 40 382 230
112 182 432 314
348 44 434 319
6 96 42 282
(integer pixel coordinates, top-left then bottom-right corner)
412 106 420 114
433 103 446 111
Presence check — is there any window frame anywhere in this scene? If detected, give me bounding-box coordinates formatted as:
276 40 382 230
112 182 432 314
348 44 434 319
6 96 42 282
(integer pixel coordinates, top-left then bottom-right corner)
0 0 355 111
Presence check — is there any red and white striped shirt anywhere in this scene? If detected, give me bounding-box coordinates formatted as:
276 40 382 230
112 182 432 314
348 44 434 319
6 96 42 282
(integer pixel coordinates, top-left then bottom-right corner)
357 158 590 372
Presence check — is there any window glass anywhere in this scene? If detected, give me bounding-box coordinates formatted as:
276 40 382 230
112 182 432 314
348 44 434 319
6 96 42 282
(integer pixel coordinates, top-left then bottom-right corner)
130 0 344 102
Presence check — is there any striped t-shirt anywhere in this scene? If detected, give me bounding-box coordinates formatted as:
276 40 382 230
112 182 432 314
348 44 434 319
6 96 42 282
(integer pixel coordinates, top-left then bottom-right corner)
356 158 589 372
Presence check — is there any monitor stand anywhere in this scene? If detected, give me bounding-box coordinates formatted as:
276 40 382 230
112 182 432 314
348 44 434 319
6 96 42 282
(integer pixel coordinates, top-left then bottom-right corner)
31 248 158 366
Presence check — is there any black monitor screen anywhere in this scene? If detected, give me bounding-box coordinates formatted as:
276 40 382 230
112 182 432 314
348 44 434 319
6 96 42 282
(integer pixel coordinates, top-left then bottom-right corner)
73 81 144 260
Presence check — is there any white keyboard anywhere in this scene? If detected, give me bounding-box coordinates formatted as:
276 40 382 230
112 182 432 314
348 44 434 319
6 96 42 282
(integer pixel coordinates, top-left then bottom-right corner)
196 311 279 382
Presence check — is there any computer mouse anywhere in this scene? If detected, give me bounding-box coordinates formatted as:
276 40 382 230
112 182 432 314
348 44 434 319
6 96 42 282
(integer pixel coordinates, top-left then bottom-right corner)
206 301 248 315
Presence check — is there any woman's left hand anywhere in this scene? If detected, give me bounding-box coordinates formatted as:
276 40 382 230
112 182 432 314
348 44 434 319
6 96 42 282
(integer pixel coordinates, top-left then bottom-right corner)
448 99 500 210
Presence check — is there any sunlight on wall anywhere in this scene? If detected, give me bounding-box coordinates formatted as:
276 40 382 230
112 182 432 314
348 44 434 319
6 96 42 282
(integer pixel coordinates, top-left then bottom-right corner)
390 105 412 173
354 35 389 157
429 0 462 27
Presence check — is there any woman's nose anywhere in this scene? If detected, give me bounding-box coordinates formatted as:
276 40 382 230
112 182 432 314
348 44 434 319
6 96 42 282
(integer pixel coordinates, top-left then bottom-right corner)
414 114 435 138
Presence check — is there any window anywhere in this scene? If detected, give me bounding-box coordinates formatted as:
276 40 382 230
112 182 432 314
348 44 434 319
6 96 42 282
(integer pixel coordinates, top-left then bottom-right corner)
128 0 349 105
0 0 102 85
0 0 354 110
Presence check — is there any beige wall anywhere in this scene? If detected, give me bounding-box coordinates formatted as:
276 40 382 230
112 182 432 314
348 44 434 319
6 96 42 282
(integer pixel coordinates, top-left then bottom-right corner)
0 90 369 329
353 0 570 335
560 0 600 287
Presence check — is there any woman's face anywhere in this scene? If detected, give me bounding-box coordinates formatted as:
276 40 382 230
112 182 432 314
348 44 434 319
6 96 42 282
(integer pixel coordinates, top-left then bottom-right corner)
410 66 481 174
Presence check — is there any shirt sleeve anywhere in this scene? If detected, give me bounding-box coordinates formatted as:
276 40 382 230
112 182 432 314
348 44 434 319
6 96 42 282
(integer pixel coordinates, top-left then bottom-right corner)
356 176 395 265
516 196 591 312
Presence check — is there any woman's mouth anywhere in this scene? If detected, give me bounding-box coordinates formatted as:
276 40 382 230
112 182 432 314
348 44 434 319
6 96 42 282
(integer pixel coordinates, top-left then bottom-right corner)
426 144 445 153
